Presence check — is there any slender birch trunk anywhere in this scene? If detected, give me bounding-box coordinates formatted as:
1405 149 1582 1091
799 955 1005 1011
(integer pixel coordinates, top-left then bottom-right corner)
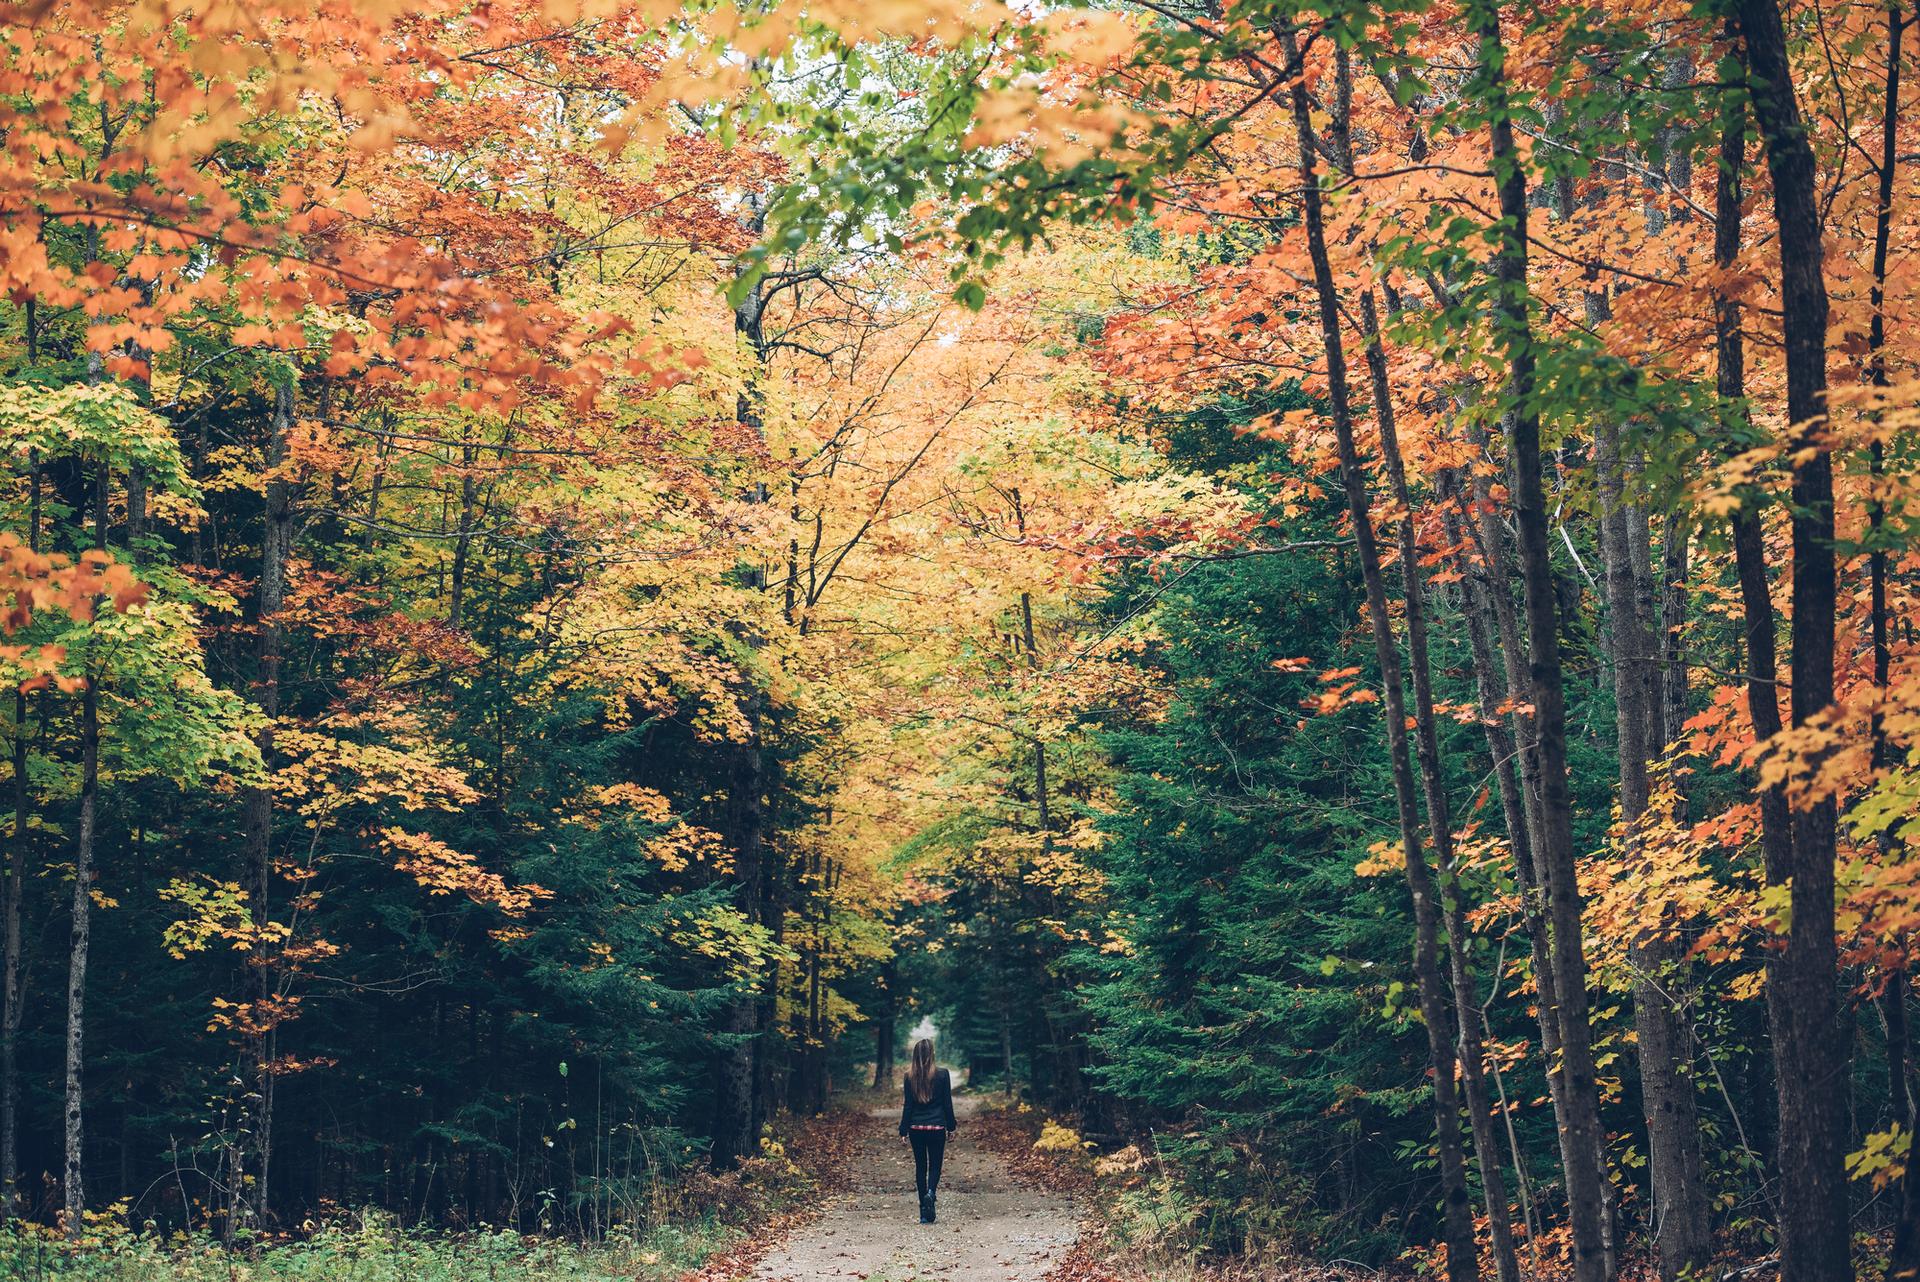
64 669 98 1238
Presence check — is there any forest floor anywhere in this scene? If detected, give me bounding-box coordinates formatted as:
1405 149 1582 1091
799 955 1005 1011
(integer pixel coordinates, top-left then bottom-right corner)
739 1094 1082 1282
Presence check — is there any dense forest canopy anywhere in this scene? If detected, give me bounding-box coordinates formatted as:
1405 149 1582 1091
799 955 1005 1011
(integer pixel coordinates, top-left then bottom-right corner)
1 1 1918 1281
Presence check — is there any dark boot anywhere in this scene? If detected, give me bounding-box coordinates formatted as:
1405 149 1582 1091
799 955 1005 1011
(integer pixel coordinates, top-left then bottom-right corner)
927 1191 937 1223
917 1194 931 1223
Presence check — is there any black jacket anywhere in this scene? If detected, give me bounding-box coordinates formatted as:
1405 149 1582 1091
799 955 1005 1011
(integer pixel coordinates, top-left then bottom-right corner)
898 1067 957 1134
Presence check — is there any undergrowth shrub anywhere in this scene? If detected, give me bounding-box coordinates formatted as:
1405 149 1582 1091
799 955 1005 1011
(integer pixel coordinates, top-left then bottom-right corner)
0 1210 744 1282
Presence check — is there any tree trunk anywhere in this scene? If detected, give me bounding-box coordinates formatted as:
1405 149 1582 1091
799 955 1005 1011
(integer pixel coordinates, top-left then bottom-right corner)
1731 9 1848 1282
1890 965 1920 1282
1457 415 1550 879
1712 74 1791 883
1357 282 1520 1282
805 940 823 1112
448 449 477 629
0 688 23 1226
873 953 896 1090
713 255 773 1170
1279 30 1480 1281
1576 142 1705 1267
1594 418 1713 1280
1441 477 1585 1239
1870 7 1919 1277
1447 431 1601 1216
1566 195 1704 1274
1014 499 1048 1104
710 724 764 1167
240 379 294 1227
756 823 787 1128
1470 12 1613 1280
1014 486 1051 850
63 454 111 1238
1 463 36 1225
65 651 99 1237
5 350 40 1225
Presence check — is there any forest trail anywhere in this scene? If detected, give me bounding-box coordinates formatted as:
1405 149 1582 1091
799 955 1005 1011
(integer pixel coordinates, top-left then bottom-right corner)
751 1095 1079 1282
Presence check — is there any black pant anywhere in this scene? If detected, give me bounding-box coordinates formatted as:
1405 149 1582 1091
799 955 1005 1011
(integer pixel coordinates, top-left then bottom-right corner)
909 1129 946 1200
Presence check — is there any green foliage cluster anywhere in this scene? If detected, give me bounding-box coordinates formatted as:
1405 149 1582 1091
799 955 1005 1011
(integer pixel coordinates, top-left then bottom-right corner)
0 1211 741 1282
1076 505 1419 1259
902 383 1756 1265
0 291 770 1234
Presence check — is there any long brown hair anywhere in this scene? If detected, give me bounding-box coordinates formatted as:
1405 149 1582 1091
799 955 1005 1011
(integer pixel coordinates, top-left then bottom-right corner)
907 1037 937 1103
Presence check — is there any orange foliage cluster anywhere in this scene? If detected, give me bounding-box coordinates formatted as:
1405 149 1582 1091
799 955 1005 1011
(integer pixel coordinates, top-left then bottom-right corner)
1079 0 1920 1012
0 534 147 691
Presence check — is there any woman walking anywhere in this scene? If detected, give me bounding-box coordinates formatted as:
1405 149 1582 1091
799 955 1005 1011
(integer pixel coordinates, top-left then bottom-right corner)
897 1038 957 1223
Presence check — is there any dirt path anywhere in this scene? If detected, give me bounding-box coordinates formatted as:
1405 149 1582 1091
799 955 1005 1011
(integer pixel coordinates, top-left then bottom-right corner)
751 1095 1079 1282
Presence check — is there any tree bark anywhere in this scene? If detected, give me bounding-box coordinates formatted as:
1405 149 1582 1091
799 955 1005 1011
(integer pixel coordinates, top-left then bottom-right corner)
1867 6 1919 1276
62 450 112 1238
711 726 764 1166
1334 110 1520 1274
448 448 477 629
1441 475 1581 1205
1448 421 1594 1209
1279 30 1479 1282
1659 520 1692 757
1019 583 1051 848
1468 11 1614 1279
1001 1007 1015 1098
1731 9 1848 1282
1 463 36 1224
1594 418 1712 1280
713 262 771 1170
1892 963 1920 1282
873 953 896 1090
0 689 23 1227
65 604 100 1237
240 379 294 1226
1358 282 1520 1282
